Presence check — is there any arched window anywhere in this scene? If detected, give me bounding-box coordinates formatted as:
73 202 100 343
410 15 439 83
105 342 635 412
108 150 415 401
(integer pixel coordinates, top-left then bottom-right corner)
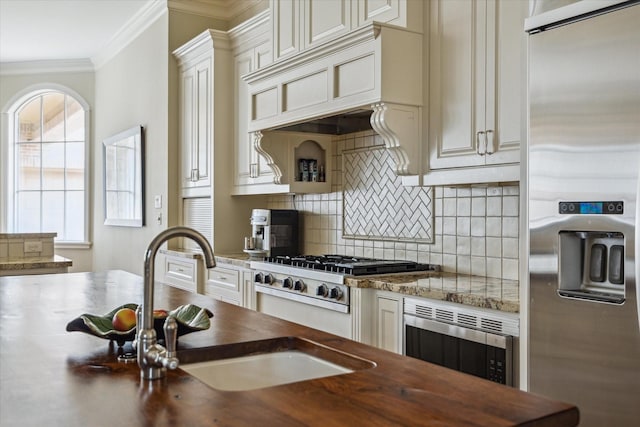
5 88 89 244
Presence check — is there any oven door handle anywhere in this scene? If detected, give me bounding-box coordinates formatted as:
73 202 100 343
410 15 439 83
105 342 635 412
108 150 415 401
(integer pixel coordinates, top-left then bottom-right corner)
255 284 349 314
403 314 511 350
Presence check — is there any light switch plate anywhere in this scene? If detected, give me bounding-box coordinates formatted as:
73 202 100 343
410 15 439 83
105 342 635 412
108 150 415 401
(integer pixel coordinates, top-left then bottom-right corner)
154 195 162 209
24 241 42 253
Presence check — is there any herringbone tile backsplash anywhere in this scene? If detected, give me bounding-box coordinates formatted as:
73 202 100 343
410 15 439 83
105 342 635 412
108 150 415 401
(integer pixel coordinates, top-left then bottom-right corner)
343 147 433 242
267 130 520 280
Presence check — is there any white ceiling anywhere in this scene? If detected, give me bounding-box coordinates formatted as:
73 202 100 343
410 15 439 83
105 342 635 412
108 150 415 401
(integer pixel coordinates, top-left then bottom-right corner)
0 0 157 63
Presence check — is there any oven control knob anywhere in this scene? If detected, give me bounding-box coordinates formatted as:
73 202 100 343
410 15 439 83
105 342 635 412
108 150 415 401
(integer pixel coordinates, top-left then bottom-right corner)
264 274 273 284
294 280 306 292
283 277 293 289
329 287 344 300
316 284 329 298
254 273 264 283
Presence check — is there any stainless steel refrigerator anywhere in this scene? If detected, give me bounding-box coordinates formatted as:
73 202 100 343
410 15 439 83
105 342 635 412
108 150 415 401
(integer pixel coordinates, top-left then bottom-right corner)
526 1 640 426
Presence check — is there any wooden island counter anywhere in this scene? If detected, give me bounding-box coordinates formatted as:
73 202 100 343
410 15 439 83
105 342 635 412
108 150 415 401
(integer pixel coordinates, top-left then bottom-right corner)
0 271 578 426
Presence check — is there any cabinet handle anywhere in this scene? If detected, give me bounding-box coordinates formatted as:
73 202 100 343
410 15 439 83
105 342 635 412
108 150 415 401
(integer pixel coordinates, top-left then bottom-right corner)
485 130 494 155
250 163 258 178
476 131 486 156
190 169 199 181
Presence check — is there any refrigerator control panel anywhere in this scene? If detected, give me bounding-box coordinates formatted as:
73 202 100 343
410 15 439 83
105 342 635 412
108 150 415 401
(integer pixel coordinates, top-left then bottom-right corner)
559 201 623 215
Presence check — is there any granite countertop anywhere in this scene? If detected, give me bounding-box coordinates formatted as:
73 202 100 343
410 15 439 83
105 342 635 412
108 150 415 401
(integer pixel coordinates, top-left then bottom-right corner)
214 252 252 268
161 249 252 268
0 232 58 239
345 271 520 313
0 254 73 271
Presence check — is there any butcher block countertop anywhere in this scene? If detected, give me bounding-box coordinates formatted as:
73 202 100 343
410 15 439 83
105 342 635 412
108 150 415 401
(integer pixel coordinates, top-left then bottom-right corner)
0 270 577 426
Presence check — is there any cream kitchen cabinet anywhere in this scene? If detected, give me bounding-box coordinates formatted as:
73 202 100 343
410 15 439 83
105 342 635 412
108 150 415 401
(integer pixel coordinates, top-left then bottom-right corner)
175 37 214 197
174 30 256 255
229 12 280 195
204 265 242 305
272 0 349 61
242 270 256 310
424 0 526 186
159 251 205 294
375 291 403 354
272 0 423 62
204 264 257 309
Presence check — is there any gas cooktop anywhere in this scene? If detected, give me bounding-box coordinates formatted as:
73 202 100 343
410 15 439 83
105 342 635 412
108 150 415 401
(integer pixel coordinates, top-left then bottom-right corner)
263 254 440 276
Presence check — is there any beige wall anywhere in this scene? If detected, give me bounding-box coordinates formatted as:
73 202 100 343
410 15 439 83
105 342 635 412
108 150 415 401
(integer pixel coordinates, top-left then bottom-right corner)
1 7 245 276
0 71 95 272
93 13 170 275
92 9 229 275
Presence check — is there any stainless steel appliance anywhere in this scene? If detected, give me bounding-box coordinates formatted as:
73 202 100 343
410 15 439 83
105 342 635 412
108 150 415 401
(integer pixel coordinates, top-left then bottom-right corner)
249 209 299 257
526 1 640 425
404 298 519 386
251 255 438 338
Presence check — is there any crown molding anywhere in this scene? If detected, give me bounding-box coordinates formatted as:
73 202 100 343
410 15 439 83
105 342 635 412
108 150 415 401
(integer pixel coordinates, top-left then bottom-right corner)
0 59 94 76
1 0 266 75
91 0 168 70
167 0 264 20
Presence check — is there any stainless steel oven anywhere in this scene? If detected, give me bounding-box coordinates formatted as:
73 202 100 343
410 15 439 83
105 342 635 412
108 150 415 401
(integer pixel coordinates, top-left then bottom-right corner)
404 297 519 386
251 255 439 339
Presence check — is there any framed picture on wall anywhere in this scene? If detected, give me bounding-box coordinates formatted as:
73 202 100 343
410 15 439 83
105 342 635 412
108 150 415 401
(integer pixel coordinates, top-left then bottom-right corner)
103 125 145 227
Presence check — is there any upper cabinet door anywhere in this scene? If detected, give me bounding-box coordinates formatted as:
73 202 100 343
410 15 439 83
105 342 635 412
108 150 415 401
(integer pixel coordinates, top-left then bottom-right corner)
425 0 524 184
428 0 483 169
179 58 212 194
234 41 276 191
272 0 301 61
486 0 526 166
234 50 254 187
303 0 352 50
357 0 403 27
193 59 212 188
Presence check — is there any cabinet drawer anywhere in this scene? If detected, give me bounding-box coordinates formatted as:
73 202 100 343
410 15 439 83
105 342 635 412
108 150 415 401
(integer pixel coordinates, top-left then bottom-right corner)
205 266 240 294
166 259 195 282
162 255 203 293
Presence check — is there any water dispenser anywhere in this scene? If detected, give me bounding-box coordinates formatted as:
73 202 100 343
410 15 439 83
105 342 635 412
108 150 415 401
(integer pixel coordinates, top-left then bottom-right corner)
558 230 625 304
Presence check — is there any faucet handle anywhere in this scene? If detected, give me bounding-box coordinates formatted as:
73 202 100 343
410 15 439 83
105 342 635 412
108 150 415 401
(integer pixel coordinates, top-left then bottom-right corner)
162 316 179 370
132 305 143 351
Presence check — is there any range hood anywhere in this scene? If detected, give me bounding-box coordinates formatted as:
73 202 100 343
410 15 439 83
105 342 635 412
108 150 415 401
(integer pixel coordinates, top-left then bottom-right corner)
243 22 423 182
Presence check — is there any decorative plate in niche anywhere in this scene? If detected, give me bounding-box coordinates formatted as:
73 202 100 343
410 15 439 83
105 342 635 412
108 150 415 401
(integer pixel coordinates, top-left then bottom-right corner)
343 147 433 242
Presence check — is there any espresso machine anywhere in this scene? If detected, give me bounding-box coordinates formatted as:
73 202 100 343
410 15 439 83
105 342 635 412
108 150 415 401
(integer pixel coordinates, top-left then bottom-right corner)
246 209 299 258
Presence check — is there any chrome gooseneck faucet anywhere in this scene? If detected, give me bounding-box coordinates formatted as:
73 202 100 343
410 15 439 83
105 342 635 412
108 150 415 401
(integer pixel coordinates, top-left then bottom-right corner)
138 226 216 380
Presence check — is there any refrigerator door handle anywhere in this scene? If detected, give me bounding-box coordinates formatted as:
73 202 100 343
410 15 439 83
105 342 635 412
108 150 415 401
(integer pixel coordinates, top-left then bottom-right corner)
637 157 640 333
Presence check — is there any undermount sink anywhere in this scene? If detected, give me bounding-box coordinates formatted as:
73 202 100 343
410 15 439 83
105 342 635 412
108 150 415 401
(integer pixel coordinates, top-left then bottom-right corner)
178 336 376 391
